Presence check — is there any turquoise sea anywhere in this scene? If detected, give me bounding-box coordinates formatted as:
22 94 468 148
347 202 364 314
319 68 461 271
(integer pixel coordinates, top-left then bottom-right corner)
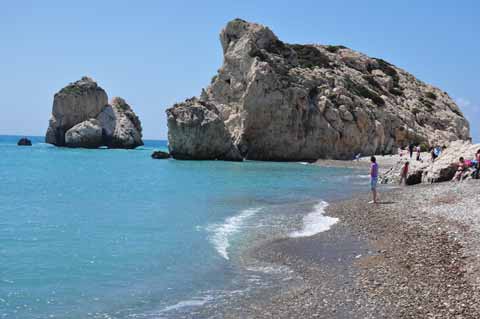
0 135 369 319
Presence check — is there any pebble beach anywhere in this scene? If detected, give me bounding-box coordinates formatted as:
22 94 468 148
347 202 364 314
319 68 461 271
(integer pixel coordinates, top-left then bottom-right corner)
202 158 480 318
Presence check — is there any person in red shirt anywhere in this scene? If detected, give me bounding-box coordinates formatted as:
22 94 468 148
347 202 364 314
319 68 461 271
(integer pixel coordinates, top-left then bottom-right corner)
399 161 409 185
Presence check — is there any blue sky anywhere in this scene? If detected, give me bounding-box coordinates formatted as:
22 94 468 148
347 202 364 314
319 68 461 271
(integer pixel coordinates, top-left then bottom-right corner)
1 0 478 141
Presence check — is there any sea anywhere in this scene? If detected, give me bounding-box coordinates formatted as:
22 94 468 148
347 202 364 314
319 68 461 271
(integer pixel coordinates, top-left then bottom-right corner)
0 135 370 319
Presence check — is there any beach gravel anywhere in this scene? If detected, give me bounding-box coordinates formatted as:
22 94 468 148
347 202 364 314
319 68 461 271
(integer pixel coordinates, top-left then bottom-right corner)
203 180 480 318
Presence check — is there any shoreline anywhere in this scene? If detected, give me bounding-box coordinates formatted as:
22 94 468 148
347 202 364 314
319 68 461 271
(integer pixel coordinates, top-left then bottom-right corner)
201 180 480 318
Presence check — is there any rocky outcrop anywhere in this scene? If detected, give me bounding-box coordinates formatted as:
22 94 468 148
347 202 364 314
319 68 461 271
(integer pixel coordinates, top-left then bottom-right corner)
46 77 143 149
166 19 470 161
65 119 103 148
17 138 32 146
167 99 242 160
151 151 170 159
380 158 429 185
108 98 143 148
423 141 479 183
380 141 479 184
46 77 107 146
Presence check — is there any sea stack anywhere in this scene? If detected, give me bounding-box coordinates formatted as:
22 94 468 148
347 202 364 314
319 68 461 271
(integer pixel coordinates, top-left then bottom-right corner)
46 77 143 149
166 19 470 161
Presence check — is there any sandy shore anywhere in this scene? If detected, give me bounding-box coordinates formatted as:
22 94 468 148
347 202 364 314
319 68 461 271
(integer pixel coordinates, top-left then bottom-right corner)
313 152 431 172
205 180 480 318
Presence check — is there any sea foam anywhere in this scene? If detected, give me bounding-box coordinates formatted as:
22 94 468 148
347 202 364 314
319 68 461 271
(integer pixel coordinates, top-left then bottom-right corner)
289 201 338 238
160 295 213 313
207 207 262 260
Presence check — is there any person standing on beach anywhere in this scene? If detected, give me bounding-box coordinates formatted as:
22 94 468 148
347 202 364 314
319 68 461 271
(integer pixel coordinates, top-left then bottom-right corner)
408 143 414 159
416 145 421 161
430 147 438 162
399 161 409 185
369 156 379 204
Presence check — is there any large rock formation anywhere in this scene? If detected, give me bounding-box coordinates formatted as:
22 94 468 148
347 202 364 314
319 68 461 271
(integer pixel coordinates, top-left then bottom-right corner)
46 77 107 146
166 19 470 161
46 77 143 149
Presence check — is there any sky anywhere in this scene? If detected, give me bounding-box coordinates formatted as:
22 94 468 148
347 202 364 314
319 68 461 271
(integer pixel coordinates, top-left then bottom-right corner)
1 0 478 141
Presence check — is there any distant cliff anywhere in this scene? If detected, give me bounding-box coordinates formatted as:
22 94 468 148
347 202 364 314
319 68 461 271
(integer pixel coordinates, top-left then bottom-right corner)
166 19 470 161
46 77 143 149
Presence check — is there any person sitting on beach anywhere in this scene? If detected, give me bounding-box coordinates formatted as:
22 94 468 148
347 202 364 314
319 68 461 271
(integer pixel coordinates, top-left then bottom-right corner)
474 149 480 179
399 161 409 185
369 156 379 204
354 153 361 161
452 157 466 182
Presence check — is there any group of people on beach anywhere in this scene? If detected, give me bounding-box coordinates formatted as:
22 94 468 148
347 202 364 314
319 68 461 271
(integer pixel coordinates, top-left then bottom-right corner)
452 149 480 182
368 148 480 204
399 143 443 163
407 143 424 162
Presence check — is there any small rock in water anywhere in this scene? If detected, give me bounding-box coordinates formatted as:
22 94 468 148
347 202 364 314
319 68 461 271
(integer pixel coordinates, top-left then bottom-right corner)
151 151 170 159
17 138 32 146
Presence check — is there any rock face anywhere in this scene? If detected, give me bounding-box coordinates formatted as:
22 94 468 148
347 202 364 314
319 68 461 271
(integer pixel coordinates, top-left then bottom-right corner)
17 138 32 146
166 19 470 161
167 99 242 160
46 77 143 149
103 97 143 149
65 119 103 148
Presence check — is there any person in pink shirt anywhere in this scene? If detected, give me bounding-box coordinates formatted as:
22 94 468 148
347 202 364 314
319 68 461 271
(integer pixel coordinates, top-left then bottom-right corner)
475 149 480 179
